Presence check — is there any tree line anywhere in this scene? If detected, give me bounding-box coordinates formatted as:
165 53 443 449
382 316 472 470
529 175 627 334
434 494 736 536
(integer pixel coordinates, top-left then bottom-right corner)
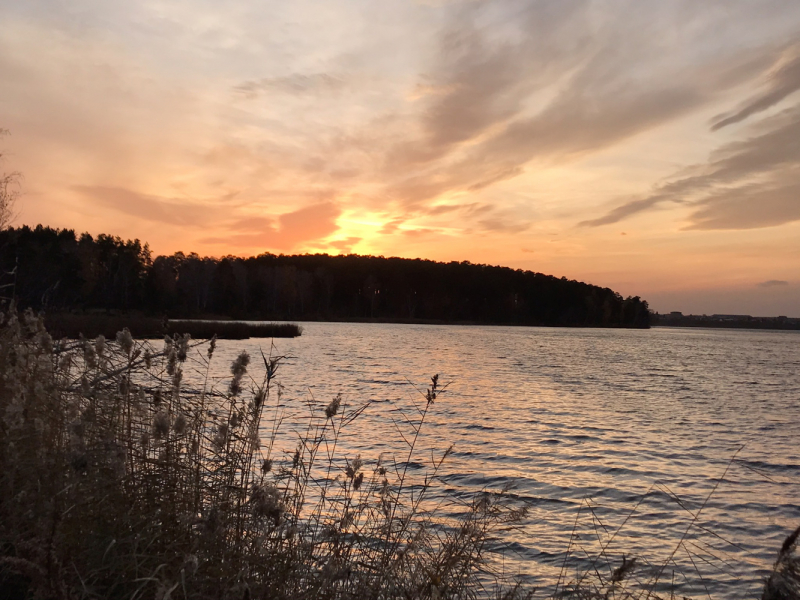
0 225 650 327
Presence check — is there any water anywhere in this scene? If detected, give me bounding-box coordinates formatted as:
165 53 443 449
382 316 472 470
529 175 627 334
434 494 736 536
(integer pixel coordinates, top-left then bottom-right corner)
206 323 800 598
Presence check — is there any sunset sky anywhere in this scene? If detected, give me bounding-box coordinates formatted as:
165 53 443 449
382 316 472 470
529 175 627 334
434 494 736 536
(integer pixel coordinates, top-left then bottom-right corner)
2 1 800 316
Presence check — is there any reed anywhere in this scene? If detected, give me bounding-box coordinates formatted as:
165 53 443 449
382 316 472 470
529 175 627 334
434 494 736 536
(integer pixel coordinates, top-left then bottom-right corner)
0 308 526 599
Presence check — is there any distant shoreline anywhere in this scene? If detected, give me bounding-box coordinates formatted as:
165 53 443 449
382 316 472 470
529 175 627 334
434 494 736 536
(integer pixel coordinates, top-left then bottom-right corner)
652 316 800 331
43 312 652 337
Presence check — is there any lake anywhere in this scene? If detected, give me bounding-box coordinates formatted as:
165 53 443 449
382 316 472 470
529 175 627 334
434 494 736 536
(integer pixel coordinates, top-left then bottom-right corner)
204 323 800 599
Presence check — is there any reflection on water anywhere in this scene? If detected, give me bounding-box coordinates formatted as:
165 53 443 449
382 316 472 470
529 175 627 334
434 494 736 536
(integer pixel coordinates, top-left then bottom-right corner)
203 323 800 599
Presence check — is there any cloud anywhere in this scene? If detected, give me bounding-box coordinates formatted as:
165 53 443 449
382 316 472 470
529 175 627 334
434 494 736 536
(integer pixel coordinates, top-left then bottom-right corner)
74 186 225 227
374 201 503 238
384 4 774 209
234 73 346 98
581 101 800 229
277 201 340 243
328 236 361 253
478 218 530 233
228 216 275 231
73 186 337 250
402 227 438 238
758 280 789 287
203 202 341 251
684 181 800 230
378 218 404 234
579 195 672 227
711 46 800 130
422 202 492 216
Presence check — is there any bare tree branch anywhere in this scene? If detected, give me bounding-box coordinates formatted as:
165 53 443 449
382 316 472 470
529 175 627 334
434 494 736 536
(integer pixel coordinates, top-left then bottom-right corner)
0 129 20 231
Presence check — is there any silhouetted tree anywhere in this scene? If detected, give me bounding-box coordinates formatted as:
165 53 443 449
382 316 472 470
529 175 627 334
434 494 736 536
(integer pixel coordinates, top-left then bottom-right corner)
0 225 651 328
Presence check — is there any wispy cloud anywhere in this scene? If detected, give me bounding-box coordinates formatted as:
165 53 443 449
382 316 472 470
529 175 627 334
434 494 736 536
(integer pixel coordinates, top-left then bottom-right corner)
478 218 530 234
758 279 789 287
581 104 800 229
74 186 226 227
711 46 800 130
581 44 800 230
203 202 341 250
328 236 361 253
382 3 777 212
234 73 347 98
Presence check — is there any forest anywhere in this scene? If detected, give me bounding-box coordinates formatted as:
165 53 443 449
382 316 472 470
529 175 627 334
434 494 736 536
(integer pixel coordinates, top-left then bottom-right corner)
0 225 650 328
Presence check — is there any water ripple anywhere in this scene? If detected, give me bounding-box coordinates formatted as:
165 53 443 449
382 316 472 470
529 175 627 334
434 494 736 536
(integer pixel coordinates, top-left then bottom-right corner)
206 323 799 599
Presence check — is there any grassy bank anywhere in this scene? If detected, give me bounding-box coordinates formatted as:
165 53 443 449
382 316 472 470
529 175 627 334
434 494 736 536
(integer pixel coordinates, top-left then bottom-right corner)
43 312 302 339
0 308 796 599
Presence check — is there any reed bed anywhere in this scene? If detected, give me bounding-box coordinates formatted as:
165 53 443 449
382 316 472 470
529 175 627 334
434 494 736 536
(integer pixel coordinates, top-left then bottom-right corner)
44 312 302 340
0 308 526 599
0 307 796 600
168 320 302 340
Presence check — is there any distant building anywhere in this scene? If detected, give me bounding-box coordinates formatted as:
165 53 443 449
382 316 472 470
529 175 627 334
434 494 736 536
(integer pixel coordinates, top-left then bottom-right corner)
669 311 683 317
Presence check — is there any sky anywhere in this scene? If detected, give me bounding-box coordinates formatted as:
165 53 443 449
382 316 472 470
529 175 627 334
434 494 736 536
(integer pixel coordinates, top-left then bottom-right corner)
1 0 800 316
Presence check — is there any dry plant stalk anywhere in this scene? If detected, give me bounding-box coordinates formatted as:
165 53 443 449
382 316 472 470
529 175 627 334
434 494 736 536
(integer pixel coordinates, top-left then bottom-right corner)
762 527 800 600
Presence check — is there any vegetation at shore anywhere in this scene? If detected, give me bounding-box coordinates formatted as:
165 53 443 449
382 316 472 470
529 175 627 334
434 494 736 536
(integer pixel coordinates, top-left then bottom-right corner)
0 308 797 599
43 313 302 340
0 308 530 599
0 225 650 328
652 312 800 331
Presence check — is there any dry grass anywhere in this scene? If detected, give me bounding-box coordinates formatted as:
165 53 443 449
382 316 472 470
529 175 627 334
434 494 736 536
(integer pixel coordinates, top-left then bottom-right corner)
0 307 527 600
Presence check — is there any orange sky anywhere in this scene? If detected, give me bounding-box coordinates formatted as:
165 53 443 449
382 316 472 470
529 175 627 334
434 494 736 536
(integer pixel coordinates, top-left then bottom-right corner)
2 1 800 316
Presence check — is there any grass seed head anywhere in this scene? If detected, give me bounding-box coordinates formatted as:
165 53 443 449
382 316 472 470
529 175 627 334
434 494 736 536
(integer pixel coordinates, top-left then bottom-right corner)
177 333 190 361
325 394 341 419
95 334 106 356
231 350 250 377
250 483 283 524
166 347 177 376
173 413 187 435
83 342 97 369
115 328 134 355
153 410 170 440
213 423 229 451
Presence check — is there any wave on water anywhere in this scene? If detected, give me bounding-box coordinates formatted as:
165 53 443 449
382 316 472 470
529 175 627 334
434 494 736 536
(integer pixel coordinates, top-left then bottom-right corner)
204 323 800 599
